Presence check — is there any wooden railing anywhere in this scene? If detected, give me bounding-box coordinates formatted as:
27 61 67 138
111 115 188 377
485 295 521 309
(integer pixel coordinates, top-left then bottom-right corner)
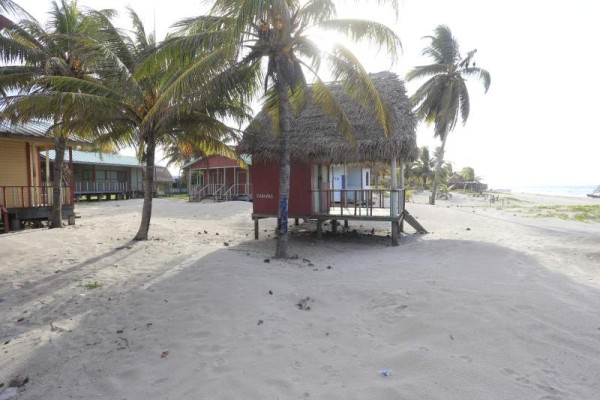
189 183 225 201
312 188 405 218
75 180 129 193
0 185 73 209
220 184 251 201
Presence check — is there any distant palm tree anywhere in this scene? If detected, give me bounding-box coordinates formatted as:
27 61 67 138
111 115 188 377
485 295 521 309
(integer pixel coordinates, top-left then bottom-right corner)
414 146 434 189
2 7 250 240
0 0 96 228
407 25 490 205
165 0 401 258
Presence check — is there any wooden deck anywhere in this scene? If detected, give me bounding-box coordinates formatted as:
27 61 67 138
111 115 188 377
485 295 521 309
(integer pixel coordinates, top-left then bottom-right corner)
0 185 75 232
252 189 410 245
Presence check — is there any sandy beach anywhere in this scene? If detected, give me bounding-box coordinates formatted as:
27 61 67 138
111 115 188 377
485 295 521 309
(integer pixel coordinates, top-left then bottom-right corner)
1 192 599 399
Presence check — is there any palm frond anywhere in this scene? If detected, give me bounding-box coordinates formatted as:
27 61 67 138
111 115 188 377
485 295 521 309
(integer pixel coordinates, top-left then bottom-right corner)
311 78 355 145
327 44 392 136
462 66 491 93
317 19 401 60
406 63 446 82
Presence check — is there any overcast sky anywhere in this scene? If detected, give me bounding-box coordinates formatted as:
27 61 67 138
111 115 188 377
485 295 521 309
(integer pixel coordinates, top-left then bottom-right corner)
13 0 600 187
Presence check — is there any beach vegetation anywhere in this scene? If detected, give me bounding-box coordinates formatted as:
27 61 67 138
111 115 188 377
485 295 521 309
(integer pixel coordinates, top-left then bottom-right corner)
83 280 102 289
407 25 491 205
527 205 600 222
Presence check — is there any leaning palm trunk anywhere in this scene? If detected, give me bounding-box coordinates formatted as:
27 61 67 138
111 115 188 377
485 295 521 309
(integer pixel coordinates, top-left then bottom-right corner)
275 77 293 259
50 135 66 228
429 134 448 205
135 131 156 240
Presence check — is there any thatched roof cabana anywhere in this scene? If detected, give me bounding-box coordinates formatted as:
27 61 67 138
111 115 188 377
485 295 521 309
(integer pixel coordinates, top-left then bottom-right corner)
239 71 417 164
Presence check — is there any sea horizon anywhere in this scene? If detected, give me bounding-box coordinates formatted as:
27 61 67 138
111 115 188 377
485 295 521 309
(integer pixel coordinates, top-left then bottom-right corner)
496 185 598 198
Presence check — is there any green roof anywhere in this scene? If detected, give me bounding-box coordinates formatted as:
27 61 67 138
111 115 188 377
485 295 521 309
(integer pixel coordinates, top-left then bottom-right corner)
0 120 89 144
44 150 142 167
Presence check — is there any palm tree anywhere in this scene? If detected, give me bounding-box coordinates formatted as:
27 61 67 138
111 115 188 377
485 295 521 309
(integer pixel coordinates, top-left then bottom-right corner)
2 7 251 240
414 146 434 189
0 0 96 228
406 25 490 205
164 0 401 258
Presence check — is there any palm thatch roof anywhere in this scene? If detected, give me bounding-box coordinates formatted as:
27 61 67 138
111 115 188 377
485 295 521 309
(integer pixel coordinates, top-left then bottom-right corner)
239 71 417 164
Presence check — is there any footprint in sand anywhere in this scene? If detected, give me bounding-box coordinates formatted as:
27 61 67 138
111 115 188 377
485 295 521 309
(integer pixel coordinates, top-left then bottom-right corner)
501 367 565 398
450 354 472 363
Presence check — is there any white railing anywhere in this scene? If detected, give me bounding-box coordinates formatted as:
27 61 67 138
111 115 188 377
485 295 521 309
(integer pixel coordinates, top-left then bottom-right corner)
312 188 405 218
75 180 129 193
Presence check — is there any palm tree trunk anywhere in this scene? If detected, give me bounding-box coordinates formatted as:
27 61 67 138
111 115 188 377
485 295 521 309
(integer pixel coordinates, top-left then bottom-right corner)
429 133 448 205
50 135 66 228
134 131 155 240
275 77 292 259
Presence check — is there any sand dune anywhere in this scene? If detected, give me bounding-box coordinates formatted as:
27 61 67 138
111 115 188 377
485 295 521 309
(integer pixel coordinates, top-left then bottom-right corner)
1 193 599 399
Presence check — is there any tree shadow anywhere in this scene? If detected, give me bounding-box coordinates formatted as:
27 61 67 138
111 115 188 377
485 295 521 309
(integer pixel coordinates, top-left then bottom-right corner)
5 238 600 399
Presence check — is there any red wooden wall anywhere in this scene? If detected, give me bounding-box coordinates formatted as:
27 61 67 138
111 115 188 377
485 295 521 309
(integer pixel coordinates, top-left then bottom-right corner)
251 160 313 215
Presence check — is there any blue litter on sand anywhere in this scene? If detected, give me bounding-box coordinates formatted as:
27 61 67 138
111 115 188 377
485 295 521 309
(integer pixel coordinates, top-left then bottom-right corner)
379 369 392 377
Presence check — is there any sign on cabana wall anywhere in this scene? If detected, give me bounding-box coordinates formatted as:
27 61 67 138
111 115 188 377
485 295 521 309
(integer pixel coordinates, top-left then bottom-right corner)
250 160 314 215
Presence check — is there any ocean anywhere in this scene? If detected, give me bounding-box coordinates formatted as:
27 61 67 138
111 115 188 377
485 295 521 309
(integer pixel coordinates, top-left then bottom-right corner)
506 185 598 198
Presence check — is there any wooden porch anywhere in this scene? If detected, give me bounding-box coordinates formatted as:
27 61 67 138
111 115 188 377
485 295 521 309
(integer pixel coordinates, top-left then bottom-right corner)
252 188 426 245
0 185 74 232
74 180 143 200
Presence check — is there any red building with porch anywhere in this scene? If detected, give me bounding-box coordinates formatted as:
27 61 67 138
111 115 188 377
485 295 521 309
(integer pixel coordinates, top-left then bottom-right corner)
183 154 251 201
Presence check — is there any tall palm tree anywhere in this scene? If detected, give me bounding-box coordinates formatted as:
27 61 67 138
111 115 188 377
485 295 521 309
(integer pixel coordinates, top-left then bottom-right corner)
407 25 490 205
2 7 252 240
0 0 95 227
163 0 401 258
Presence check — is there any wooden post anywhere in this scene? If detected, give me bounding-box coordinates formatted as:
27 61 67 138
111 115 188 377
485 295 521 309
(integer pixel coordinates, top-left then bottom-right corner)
344 220 348 229
316 220 323 239
254 218 259 240
45 149 50 188
331 219 337 234
391 220 399 246
294 218 299 226
390 157 398 217
399 158 405 232
246 167 250 195
69 146 74 206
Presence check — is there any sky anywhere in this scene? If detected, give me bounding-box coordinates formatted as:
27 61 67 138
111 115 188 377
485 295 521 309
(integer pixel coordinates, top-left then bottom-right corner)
12 0 600 188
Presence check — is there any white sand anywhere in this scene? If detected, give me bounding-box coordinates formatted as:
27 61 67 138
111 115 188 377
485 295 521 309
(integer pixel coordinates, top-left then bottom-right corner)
1 193 599 399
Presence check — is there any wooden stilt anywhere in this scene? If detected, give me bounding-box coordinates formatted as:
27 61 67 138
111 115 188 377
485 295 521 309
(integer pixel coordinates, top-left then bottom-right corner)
391 220 399 246
316 220 323 239
294 218 299 226
254 218 259 240
331 219 337 234
344 220 348 229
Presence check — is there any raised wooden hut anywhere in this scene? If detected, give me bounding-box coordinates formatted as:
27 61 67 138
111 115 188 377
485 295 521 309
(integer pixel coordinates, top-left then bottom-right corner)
239 71 421 245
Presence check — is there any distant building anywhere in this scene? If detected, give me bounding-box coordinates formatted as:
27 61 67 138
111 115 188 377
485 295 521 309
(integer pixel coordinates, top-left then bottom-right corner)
182 154 251 201
42 150 174 200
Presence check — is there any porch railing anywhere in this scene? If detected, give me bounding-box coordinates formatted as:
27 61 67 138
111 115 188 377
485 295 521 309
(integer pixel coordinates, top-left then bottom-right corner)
0 185 73 209
75 180 129 193
312 188 405 218
189 183 226 201
220 184 251 201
